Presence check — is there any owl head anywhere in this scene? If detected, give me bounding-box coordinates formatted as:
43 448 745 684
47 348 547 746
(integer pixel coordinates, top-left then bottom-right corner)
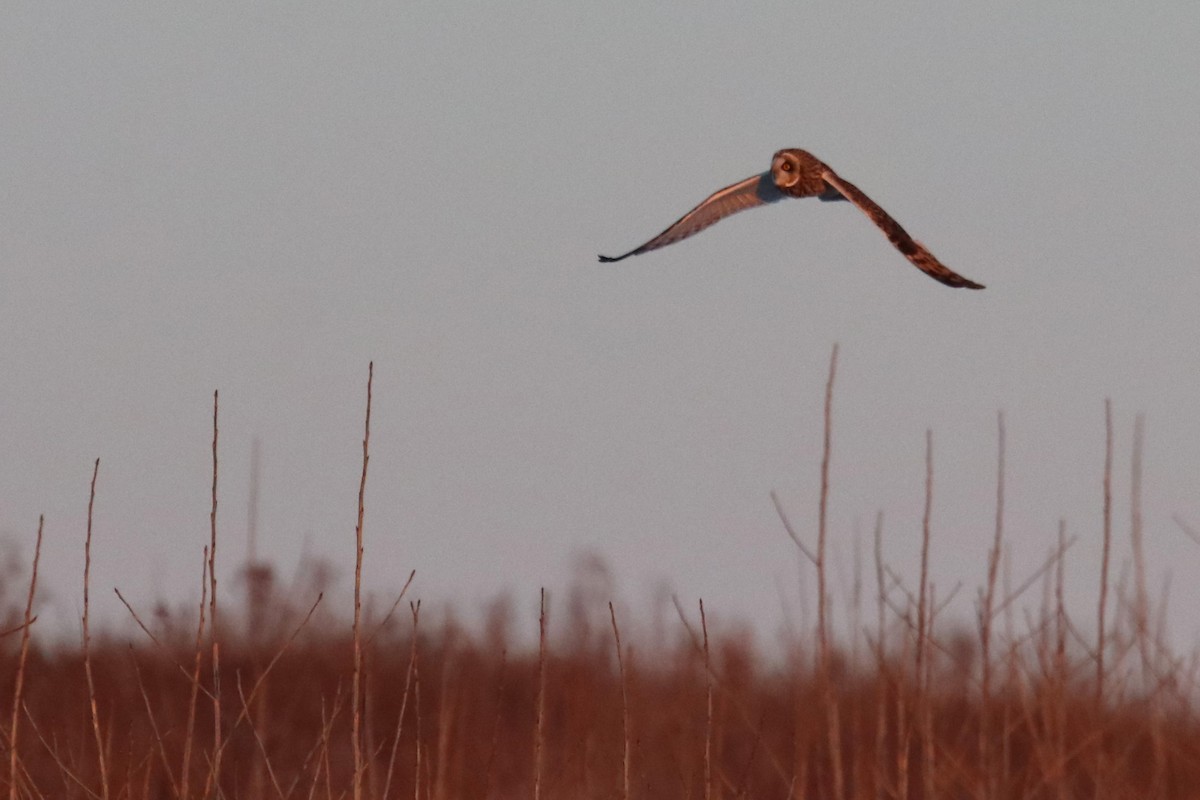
770 148 820 190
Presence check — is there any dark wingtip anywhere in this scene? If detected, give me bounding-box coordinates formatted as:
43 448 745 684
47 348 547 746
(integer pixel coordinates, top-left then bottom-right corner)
944 273 985 290
598 254 624 263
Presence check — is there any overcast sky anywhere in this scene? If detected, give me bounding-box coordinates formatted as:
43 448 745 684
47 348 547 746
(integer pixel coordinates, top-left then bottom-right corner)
3 4 1199 649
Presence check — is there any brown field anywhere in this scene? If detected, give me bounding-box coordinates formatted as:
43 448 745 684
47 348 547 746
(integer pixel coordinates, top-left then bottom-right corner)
3 363 1200 799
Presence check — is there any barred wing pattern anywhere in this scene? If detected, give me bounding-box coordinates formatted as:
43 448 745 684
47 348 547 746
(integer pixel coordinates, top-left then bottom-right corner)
819 170 984 290
599 172 783 263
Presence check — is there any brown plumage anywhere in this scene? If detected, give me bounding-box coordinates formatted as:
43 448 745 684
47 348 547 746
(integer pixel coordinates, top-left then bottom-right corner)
600 148 984 290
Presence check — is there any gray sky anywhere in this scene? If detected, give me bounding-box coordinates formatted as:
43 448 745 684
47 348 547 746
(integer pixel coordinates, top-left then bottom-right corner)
3 4 1199 648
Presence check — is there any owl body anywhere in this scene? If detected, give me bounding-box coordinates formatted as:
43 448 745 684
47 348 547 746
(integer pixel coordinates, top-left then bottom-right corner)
600 147 984 290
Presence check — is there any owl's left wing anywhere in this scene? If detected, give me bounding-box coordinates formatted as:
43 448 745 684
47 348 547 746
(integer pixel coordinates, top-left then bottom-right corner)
820 169 985 290
599 172 783 263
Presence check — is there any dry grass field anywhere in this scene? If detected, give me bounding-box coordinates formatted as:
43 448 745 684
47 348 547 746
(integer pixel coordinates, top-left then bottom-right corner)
3 362 1200 799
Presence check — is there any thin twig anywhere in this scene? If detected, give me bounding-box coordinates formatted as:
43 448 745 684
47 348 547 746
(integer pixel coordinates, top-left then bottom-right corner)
181 547 210 800
433 622 457 800
979 411 1005 798
19 698 99 800
701 599 714 800
817 343 843 800
206 390 223 798
235 672 286 799
111 587 216 701
364 570 417 647
128 648 178 796
413 608 423 800
0 618 37 639
1173 514 1200 548
1049 521 1071 800
991 536 1079 622
353 361 374 800
320 695 336 800
918 430 934 800
671 596 790 790
482 648 508 800
816 342 838 664
609 602 631 800
922 582 938 800
382 600 421 800
1130 414 1151 682
82 458 110 800
770 490 817 566
916 429 932 688
284 685 346 800
8 516 44 800
533 588 548 800
871 512 892 800
209 593 325 769
1098 399 1113 706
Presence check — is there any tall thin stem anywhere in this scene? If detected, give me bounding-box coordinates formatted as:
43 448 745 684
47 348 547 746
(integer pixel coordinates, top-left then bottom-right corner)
701 599 713 800
816 343 843 800
916 429 932 685
609 602 631 800
1096 399 1113 704
533 589 547 800
917 430 934 800
1094 399 1115 798
208 390 222 794
382 600 420 800
979 411 1005 798
872 513 890 799
7 516 43 800
82 459 109 800
180 547 209 800
1130 414 1149 676
816 343 838 665
352 362 374 800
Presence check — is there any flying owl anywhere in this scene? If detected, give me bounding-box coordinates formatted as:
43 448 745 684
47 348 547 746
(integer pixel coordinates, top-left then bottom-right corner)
600 148 984 290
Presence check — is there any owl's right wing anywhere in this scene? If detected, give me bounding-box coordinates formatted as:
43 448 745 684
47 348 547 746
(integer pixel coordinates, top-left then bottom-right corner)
820 169 985 289
599 172 783 262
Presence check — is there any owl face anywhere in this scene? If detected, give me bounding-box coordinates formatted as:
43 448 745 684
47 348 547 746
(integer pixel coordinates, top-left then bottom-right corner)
770 148 827 196
771 150 802 188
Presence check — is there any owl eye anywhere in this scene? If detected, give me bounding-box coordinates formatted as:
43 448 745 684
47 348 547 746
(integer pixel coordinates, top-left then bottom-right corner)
780 161 793 171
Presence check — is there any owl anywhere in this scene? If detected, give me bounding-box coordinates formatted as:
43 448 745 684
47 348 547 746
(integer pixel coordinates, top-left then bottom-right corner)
600 148 984 290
